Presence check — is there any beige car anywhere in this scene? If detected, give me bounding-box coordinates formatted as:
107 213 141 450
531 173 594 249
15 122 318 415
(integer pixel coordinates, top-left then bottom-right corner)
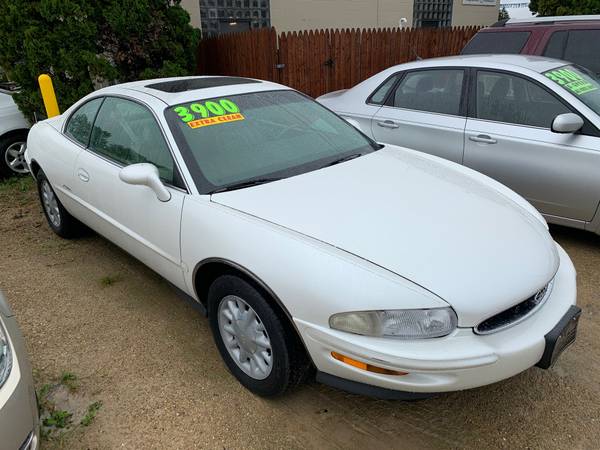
0 291 39 449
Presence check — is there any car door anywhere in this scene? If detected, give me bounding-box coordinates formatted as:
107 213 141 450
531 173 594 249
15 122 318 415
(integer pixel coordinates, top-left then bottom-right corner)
73 96 188 289
464 69 600 223
371 68 467 163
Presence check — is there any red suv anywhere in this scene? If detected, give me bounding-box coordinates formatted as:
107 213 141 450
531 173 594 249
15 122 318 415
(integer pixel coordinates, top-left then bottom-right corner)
462 15 600 74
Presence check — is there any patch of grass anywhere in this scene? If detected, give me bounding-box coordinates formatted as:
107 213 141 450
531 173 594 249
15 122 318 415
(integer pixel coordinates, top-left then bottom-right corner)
0 175 34 193
100 274 122 287
43 410 73 429
80 401 102 426
60 371 78 391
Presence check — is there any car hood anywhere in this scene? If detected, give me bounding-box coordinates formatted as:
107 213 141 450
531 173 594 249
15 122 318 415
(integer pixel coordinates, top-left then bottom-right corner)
212 146 559 326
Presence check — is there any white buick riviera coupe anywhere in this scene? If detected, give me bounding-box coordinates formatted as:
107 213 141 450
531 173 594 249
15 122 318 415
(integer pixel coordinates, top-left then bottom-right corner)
26 76 580 399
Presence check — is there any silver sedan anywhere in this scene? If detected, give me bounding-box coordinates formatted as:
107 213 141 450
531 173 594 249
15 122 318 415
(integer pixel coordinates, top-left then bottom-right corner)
318 54 600 235
0 291 39 449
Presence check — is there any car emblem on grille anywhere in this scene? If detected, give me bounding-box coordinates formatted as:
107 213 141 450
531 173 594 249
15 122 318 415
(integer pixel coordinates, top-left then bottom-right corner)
534 285 548 305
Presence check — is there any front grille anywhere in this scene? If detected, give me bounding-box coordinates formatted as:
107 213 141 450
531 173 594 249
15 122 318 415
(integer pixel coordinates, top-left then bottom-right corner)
475 281 553 335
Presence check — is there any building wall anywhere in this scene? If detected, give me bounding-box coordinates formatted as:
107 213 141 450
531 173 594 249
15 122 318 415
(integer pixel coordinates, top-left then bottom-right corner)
181 0 202 29
270 0 415 32
451 0 498 26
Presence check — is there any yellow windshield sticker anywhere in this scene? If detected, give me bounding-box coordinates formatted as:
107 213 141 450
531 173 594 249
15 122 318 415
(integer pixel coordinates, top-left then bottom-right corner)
544 68 599 96
188 113 245 129
173 99 242 126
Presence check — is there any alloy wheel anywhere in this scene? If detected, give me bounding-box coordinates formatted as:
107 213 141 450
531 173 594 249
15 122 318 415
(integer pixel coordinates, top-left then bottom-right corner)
4 141 29 174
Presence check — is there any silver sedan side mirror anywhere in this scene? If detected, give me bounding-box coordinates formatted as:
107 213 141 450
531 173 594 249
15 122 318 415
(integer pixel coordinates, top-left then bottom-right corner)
551 113 584 134
119 163 171 202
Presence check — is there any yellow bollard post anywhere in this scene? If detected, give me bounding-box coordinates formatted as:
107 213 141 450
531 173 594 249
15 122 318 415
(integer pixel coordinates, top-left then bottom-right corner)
38 74 60 118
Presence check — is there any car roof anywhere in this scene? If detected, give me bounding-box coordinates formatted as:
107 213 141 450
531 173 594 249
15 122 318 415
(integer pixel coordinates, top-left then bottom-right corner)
392 54 568 74
96 76 290 106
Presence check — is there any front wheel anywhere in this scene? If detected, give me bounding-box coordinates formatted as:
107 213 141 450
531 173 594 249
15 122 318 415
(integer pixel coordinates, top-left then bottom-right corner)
208 275 310 397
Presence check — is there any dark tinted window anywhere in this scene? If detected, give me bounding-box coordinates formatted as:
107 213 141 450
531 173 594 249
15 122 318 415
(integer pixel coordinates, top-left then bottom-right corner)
476 71 569 128
462 31 530 55
564 30 600 75
90 97 176 184
392 69 464 115
369 74 400 104
64 98 103 146
543 31 567 60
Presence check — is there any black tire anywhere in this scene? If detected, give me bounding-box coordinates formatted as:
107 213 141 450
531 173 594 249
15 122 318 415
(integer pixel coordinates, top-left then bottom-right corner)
0 132 29 178
208 275 310 397
36 169 83 238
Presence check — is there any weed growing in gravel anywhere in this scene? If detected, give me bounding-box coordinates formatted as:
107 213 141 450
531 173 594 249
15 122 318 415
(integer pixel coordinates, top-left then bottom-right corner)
43 410 73 429
0 175 34 193
80 401 103 426
100 274 122 287
60 371 78 391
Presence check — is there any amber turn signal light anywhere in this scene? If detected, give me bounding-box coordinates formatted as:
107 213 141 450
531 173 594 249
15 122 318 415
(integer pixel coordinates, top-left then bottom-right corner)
331 352 408 376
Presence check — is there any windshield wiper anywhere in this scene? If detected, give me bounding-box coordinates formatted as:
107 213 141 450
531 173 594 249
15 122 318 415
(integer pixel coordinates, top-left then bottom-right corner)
323 153 363 168
210 177 282 194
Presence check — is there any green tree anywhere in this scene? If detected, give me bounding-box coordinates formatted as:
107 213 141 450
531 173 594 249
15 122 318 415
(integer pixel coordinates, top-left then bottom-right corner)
530 0 600 16
0 0 199 120
498 6 510 20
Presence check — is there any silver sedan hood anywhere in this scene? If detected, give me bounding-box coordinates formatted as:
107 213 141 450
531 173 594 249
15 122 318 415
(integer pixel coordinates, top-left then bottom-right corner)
212 146 559 326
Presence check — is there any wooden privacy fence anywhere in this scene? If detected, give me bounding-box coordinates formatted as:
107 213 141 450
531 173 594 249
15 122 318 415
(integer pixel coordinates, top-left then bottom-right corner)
197 26 480 98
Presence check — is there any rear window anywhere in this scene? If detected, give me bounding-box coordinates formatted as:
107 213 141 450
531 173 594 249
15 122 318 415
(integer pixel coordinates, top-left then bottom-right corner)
462 31 530 55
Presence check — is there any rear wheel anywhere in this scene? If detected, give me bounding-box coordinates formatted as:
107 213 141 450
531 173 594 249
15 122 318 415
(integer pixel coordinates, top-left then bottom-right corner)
0 133 29 178
36 170 82 238
208 275 310 397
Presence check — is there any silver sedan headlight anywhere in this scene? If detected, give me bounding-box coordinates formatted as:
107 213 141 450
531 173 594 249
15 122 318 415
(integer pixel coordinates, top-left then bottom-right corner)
329 307 458 339
0 320 13 388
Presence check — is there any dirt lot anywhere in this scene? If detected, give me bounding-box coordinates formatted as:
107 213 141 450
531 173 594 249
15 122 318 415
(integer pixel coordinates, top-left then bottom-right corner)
1 177 599 449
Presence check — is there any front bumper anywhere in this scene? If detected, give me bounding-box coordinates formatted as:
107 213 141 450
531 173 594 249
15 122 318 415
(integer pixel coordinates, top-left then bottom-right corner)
0 313 39 450
297 244 577 395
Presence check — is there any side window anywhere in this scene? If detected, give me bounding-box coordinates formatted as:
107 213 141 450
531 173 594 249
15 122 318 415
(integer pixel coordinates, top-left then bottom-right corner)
64 98 104 146
369 74 400 105
475 71 570 128
461 31 530 55
563 30 600 75
543 31 567 60
391 69 464 116
89 97 177 185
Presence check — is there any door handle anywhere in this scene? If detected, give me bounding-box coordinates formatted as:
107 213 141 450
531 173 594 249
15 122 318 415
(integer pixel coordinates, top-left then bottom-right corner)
77 168 89 182
377 120 400 129
469 134 497 144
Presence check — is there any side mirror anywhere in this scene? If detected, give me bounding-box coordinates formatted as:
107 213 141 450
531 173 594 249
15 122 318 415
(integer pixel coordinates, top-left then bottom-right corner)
551 113 584 134
119 163 171 202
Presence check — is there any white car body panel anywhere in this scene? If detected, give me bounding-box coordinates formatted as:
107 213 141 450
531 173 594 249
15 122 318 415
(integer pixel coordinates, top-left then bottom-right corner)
0 92 29 136
24 76 578 395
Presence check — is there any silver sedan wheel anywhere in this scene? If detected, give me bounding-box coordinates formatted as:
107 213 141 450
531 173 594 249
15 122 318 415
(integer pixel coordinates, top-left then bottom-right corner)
218 295 273 380
4 141 29 174
41 180 61 228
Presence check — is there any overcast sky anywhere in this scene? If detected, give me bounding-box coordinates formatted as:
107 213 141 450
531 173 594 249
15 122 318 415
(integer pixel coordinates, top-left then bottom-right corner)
500 0 535 19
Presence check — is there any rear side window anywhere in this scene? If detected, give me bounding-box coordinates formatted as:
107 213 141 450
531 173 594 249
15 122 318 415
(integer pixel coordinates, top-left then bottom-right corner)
564 30 600 75
368 74 400 105
64 98 103 146
543 31 567 60
391 69 464 116
462 31 530 55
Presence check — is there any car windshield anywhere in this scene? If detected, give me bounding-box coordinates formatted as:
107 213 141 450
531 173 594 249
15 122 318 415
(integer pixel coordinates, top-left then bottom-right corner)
165 90 378 193
544 65 600 116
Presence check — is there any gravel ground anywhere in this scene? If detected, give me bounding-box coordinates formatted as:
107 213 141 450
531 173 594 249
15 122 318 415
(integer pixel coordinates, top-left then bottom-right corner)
1 177 599 449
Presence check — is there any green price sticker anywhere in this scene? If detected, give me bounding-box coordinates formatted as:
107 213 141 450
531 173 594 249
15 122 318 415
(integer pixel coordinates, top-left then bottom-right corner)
173 99 241 123
545 69 598 96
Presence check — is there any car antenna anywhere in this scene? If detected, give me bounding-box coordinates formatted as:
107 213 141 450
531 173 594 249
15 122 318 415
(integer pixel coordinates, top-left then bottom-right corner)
412 49 423 61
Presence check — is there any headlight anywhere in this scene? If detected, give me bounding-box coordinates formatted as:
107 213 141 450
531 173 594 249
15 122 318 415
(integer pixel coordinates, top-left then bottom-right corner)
329 308 457 339
0 320 13 388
